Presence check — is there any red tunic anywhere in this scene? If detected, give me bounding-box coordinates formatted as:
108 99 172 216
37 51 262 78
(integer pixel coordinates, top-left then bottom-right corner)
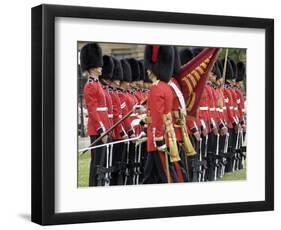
84 77 110 136
198 85 210 133
205 84 216 131
127 90 140 136
146 81 174 152
134 89 144 103
117 89 135 137
230 88 239 125
110 89 126 140
235 88 245 123
223 87 237 129
169 78 183 141
103 86 113 128
214 87 226 127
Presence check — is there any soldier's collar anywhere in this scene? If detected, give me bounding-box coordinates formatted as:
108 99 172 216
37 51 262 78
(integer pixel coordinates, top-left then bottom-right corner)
224 84 231 89
107 85 113 90
115 87 124 93
152 80 160 86
89 76 99 82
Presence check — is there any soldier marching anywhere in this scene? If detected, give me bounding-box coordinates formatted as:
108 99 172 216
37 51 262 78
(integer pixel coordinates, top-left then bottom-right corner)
79 42 247 186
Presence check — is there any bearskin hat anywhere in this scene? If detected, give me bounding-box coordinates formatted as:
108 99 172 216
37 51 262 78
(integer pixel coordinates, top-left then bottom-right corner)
229 58 237 79
192 47 203 57
179 48 194 66
173 47 181 76
127 58 140 82
111 57 123 81
100 55 114 80
80 43 103 72
217 59 224 76
236 61 246 82
144 45 174 83
121 59 132 82
212 62 221 80
223 59 234 81
138 60 145 81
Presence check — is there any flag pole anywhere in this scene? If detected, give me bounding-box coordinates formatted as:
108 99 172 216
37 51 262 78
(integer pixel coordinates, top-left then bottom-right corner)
222 48 229 86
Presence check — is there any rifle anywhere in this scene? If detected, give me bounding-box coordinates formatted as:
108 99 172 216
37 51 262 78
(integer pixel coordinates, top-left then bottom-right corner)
232 131 240 172
198 138 203 182
214 134 220 181
124 141 131 185
80 97 147 155
202 135 208 182
221 132 229 178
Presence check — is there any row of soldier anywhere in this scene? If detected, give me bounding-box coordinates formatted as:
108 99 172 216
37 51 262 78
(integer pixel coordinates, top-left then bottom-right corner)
79 43 246 186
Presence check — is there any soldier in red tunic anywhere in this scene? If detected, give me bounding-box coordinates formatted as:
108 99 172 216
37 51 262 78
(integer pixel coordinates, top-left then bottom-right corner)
223 59 240 172
142 45 180 184
108 58 128 185
208 62 228 180
235 61 246 170
169 47 192 182
120 58 139 185
213 61 228 178
80 43 110 186
99 55 115 185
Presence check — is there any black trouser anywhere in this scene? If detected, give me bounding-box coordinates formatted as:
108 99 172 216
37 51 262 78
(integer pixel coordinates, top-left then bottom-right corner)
177 143 189 182
200 135 208 182
110 142 126 186
142 152 168 184
89 135 106 186
217 134 227 177
123 142 135 185
225 128 236 172
206 132 218 181
139 142 147 183
237 131 245 170
185 138 200 182
131 142 147 185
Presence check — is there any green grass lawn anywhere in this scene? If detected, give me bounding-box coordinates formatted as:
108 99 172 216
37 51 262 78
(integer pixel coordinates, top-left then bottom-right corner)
78 151 91 187
78 153 246 187
222 168 246 181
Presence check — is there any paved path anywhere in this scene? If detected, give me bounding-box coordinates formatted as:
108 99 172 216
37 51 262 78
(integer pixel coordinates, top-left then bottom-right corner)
78 136 90 149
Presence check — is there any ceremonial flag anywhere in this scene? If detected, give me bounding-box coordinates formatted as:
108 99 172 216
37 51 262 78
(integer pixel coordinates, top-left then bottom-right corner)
175 47 220 117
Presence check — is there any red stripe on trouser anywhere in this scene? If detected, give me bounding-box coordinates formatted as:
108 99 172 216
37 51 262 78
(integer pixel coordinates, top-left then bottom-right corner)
158 151 173 183
174 161 184 182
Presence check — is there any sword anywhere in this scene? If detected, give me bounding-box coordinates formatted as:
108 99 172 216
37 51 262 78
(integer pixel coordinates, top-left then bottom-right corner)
104 144 110 186
108 143 113 181
79 133 146 153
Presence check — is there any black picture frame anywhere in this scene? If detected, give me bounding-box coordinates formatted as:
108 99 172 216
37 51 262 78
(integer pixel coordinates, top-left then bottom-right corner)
31 4 274 225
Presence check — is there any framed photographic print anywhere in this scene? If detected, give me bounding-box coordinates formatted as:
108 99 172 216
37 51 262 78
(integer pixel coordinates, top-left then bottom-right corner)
31 4 274 225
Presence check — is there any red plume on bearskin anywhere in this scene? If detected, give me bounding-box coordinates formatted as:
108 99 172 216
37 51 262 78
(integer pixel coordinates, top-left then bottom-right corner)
175 48 220 117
